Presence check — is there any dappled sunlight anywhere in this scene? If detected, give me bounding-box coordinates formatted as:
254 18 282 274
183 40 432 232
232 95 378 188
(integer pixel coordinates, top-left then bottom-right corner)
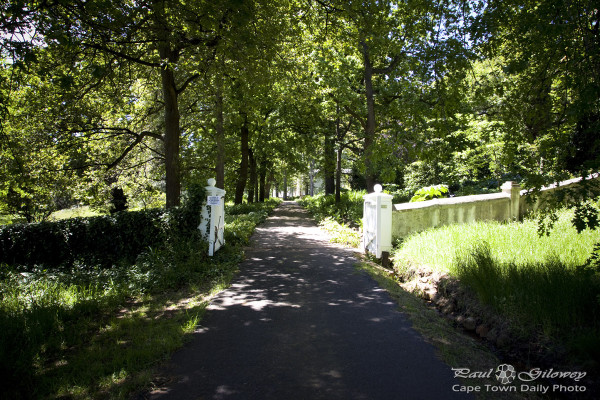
208 291 301 312
151 202 464 400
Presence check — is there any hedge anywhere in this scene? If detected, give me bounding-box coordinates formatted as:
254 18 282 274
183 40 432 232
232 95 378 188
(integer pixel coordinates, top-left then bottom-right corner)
0 209 168 268
0 186 206 269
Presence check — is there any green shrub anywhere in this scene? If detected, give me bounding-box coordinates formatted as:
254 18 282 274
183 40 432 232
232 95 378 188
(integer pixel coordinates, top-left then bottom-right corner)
382 184 414 204
0 185 207 270
299 191 364 227
224 199 280 245
0 209 166 268
410 184 449 202
225 197 282 216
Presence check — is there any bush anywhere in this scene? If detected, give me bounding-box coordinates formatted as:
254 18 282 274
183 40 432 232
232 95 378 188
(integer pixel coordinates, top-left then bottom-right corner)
226 198 281 216
299 191 364 227
381 184 414 204
0 185 207 269
224 198 281 245
410 184 449 202
0 209 165 268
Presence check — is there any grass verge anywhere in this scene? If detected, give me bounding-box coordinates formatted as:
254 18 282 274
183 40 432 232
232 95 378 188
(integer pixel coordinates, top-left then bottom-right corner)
356 259 535 400
0 199 280 399
391 207 600 372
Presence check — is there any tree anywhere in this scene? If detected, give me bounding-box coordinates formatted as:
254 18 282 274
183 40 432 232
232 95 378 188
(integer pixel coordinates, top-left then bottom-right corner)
473 0 600 179
310 0 475 192
1 0 254 208
472 0 600 230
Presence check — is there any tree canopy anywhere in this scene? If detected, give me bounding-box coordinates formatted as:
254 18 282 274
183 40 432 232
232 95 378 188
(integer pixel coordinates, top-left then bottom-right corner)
1 0 598 220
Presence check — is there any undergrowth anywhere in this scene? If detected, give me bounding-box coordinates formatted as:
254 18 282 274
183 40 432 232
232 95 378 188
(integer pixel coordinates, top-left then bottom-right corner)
0 198 280 399
318 217 361 248
298 191 364 228
299 192 363 248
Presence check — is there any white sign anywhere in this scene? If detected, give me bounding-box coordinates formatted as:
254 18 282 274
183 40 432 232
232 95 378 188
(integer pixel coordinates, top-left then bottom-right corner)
207 196 221 206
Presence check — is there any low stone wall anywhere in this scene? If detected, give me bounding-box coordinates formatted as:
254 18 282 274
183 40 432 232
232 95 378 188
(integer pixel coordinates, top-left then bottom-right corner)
392 183 518 239
391 175 598 239
520 174 600 216
392 193 512 239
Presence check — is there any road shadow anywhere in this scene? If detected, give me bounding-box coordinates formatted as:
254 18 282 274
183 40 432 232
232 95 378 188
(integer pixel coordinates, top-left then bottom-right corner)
149 202 469 400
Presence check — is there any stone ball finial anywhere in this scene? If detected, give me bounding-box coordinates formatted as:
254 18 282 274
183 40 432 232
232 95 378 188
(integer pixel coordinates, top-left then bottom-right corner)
374 184 383 193
207 178 216 187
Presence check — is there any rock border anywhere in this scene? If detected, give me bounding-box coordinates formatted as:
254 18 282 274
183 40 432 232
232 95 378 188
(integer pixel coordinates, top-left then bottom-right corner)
388 263 573 368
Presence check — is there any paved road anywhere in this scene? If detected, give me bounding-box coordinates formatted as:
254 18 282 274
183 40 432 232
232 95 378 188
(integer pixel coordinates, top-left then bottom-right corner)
150 202 469 400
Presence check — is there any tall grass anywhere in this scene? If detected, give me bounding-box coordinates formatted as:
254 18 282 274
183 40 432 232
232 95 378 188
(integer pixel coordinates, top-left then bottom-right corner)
455 243 599 335
392 209 598 274
392 207 600 363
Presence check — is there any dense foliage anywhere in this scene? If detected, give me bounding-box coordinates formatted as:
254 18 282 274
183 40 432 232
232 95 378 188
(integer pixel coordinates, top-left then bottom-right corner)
0 185 206 268
299 191 364 227
409 185 450 202
1 0 596 223
0 197 280 399
0 209 164 267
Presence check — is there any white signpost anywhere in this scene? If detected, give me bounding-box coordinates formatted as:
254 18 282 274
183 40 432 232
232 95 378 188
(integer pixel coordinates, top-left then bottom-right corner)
207 196 221 206
363 184 393 265
199 178 226 256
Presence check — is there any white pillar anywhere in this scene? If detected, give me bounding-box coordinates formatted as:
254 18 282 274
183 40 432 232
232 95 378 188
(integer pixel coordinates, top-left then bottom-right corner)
199 178 226 256
363 184 393 260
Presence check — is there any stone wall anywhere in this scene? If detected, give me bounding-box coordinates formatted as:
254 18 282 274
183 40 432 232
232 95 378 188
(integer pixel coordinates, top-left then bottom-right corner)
391 175 598 239
520 174 600 216
392 182 518 239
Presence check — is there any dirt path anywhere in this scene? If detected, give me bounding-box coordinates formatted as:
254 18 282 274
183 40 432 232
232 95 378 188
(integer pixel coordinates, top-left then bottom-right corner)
149 202 469 399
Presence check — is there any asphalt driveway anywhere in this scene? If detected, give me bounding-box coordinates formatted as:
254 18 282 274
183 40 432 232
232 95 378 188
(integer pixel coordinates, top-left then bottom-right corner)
149 201 469 400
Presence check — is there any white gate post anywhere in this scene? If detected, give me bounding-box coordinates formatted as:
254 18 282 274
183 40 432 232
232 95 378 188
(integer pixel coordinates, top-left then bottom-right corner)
199 178 226 256
501 181 521 221
363 184 393 264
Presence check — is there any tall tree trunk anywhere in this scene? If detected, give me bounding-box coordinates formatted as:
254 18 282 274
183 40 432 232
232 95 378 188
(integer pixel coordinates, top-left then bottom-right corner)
160 49 181 208
283 169 288 200
361 39 376 193
248 148 256 203
214 74 225 189
259 162 266 202
254 163 260 202
336 145 343 203
265 170 275 199
234 114 249 204
155 0 180 208
324 130 336 195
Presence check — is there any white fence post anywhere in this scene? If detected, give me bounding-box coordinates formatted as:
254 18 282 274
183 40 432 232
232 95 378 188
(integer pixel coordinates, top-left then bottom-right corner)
363 184 393 264
501 181 521 221
199 178 226 256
